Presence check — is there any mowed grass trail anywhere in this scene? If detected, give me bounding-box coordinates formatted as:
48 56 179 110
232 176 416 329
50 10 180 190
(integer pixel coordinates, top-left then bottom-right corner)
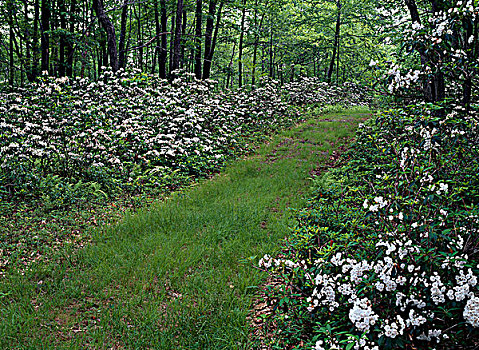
0 108 370 349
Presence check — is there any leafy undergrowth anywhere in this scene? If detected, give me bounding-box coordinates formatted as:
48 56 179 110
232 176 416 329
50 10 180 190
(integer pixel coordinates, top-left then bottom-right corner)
0 71 368 276
0 108 369 349
258 104 479 349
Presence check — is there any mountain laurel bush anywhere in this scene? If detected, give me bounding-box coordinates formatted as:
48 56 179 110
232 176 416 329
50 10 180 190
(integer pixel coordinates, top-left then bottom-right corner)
0 69 365 209
259 103 479 349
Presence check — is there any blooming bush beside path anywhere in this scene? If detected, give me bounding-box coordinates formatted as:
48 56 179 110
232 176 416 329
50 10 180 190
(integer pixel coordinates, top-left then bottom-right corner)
258 104 479 349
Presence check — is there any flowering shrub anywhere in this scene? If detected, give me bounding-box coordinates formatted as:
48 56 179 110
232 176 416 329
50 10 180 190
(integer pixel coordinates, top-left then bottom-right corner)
0 69 364 210
258 104 479 349
283 78 370 107
372 2 478 107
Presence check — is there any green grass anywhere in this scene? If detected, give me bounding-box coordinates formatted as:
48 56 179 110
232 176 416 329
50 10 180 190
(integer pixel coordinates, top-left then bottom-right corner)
0 108 370 349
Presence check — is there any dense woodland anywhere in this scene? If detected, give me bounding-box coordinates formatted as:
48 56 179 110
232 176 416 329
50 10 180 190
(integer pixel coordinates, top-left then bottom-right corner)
1 0 479 349
1 0 384 88
2 0 478 105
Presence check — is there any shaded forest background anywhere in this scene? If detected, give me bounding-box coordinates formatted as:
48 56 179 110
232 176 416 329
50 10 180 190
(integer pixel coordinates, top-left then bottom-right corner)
1 0 383 88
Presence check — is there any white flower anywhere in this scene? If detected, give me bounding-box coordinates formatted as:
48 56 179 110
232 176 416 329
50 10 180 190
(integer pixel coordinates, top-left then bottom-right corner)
363 199 369 209
349 298 378 333
464 296 479 327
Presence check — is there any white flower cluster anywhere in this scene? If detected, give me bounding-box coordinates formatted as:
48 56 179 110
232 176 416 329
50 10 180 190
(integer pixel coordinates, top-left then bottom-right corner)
314 336 379 350
258 254 302 270
4 71 364 200
284 78 369 107
387 65 421 93
464 296 479 327
349 298 379 333
363 196 388 212
302 231 479 342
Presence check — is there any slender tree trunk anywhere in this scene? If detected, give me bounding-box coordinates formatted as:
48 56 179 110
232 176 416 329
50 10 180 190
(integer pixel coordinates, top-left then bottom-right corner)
252 9 265 86
269 24 273 78
194 0 203 79
102 34 108 67
172 0 184 72
226 42 236 89
336 23 340 84
118 0 129 69
138 4 143 70
203 0 223 79
152 0 160 74
159 0 168 78
327 0 341 84
252 44 258 85
8 0 14 87
180 9 187 68
203 0 216 79
280 63 283 84
31 0 40 79
238 0 247 87
209 1 223 71
41 0 50 73
23 1 33 81
66 0 76 77
49 2 56 75
98 48 102 76
404 0 437 103
169 14 175 73
93 0 119 72
59 0 67 76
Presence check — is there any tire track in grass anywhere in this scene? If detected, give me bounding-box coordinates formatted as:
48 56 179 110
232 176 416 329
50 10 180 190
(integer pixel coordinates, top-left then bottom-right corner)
0 108 370 350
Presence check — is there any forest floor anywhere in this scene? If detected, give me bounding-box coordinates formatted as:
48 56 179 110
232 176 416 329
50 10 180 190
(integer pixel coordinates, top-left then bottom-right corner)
0 108 370 349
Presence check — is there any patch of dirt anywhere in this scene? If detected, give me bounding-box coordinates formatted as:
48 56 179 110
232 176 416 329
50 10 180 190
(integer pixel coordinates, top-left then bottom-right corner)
309 139 353 177
247 276 285 350
264 138 295 163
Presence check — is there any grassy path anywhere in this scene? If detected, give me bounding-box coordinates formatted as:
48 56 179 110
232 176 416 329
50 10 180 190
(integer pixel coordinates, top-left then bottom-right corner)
0 108 369 349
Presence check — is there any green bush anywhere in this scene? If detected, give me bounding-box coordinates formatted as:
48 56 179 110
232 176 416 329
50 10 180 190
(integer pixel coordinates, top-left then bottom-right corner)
259 104 479 349
0 70 366 212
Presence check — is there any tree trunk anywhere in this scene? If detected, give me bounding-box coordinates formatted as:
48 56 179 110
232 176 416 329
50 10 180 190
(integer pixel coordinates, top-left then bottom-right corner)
49 4 56 75
152 0 160 74
159 0 168 78
31 0 40 79
138 4 143 70
238 0 247 87
226 41 236 89
93 0 119 72
180 9 187 68
172 0 184 72
202 0 216 79
8 0 14 87
269 24 273 78
41 0 50 73
404 0 444 104
252 7 265 86
59 0 67 76
336 22 340 84
203 0 223 79
23 1 33 82
169 14 175 73
460 13 475 109
327 0 341 84
66 0 76 77
194 0 203 79
102 33 108 67
118 0 129 69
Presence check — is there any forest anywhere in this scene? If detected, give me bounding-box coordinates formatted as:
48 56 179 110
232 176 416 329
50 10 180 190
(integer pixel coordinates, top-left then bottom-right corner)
1 0 479 349
1 0 381 87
